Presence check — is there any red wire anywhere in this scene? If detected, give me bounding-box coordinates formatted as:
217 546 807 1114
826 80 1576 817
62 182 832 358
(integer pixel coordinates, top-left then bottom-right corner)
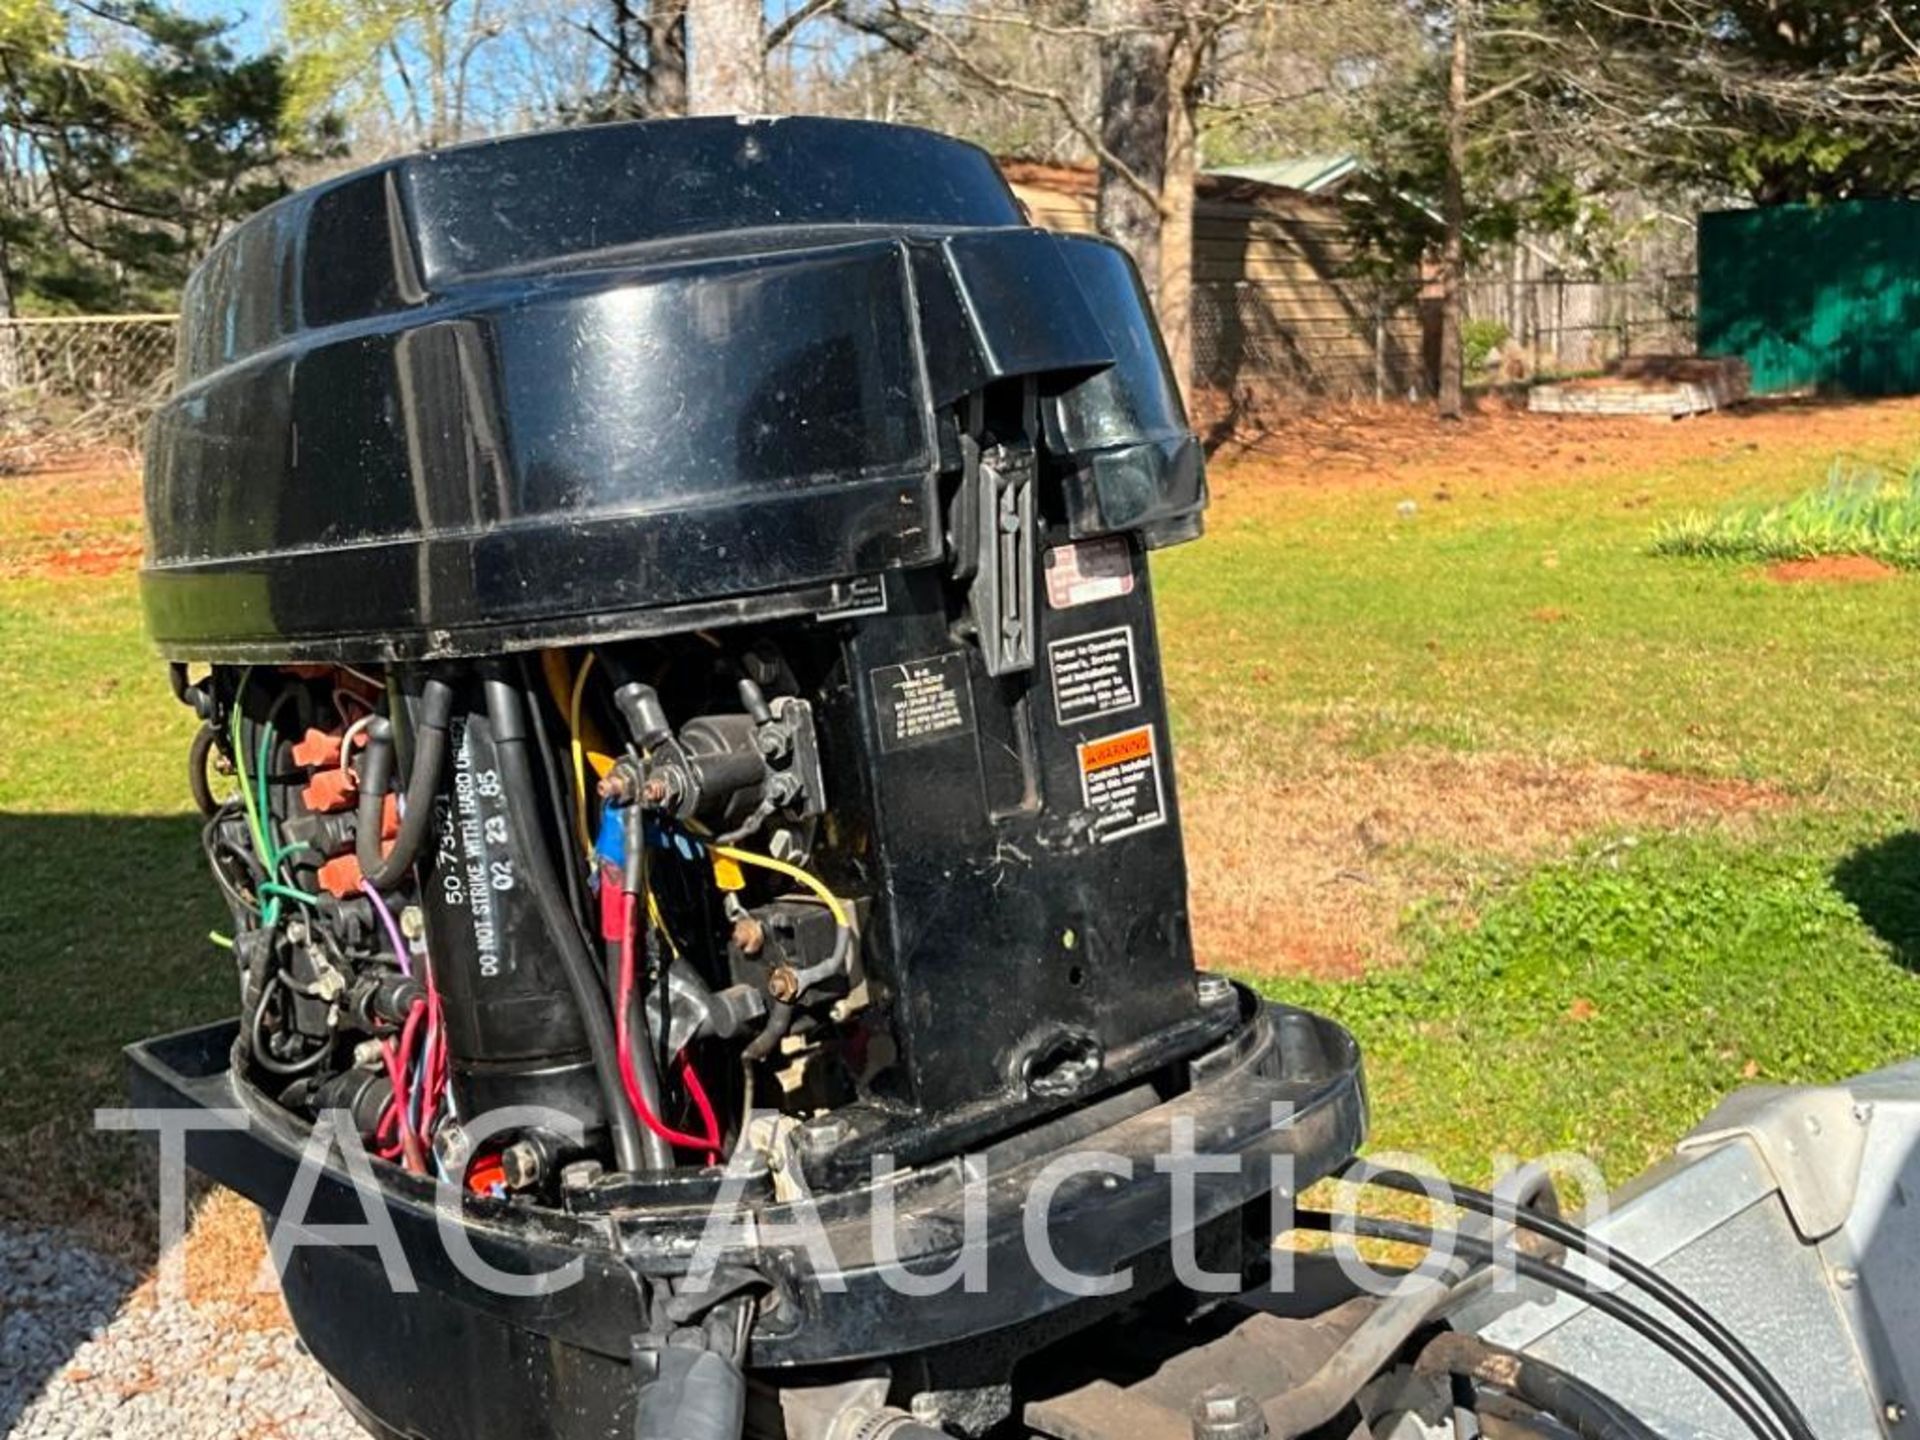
616 887 722 1154
417 955 447 1140
380 1001 428 1173
676 1050 722 1163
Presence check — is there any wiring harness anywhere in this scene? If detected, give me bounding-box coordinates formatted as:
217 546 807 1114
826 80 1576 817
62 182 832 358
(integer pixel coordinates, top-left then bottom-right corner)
176 641 853 1196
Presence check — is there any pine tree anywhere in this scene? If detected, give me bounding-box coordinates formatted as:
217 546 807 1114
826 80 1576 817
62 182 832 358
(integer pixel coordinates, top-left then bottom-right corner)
0 0 338 313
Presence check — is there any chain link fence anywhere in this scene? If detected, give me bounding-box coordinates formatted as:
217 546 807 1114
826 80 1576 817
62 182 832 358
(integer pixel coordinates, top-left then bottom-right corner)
0 315 178 468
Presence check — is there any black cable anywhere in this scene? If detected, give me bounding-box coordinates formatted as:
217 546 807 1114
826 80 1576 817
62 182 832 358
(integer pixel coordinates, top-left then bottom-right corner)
622 802 676 1171
188 722 223 818
1296 1211 1782 1440
201 804 262 918
520 653 595 958
355 675 456 892
484 668 647 1174
1414 1332 1664 1440
1354 1167 1816 1440
248 975 335 1077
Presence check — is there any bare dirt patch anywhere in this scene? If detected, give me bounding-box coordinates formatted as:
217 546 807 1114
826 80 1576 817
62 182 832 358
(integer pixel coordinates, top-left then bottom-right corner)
1183 748 1785 979
1764 555 1901 584
0 460 143 579
1203 393 1920 503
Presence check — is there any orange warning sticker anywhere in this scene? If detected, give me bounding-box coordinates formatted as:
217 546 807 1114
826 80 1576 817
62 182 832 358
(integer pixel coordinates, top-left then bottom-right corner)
1079 727 1153 772
1076 724 1166 842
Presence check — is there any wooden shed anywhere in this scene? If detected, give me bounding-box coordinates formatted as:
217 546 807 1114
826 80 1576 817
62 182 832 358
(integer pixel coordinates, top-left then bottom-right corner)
1002 160 1433 408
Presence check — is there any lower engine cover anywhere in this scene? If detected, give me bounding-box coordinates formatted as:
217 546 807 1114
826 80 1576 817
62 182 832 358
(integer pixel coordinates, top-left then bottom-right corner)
127 989 1364 1439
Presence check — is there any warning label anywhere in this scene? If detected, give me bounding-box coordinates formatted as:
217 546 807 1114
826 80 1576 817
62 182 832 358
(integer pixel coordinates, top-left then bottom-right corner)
1044 537 1135 610
1077 723 1166 842
871 652 975 752
1049 626 1141 727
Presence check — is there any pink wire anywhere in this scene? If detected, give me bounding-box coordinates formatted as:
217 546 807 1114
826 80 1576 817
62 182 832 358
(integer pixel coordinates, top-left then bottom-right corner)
361 878 412 978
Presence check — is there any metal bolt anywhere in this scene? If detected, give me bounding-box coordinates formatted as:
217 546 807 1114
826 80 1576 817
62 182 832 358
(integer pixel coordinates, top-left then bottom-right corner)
732 917 765 956
560 1159 604 1192
641 776 671 806
1191 1384 1267 1440
500 1140 544 1190
399 905 426 941
1835 1267 1859 1290
804 1117 850 1149
1887 1401 1909 1426
598 769 635 803
767 966 801 1004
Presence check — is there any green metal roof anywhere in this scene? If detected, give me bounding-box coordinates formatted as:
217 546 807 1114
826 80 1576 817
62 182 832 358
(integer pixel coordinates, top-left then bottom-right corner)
1205 154 1360 194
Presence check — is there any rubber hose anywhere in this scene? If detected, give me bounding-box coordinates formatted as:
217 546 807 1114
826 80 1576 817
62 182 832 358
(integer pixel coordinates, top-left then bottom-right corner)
354 676 457 892
1414 1332 1663 1440
188 722 222 818
1356 1167 1816 1440
483 670 646 1175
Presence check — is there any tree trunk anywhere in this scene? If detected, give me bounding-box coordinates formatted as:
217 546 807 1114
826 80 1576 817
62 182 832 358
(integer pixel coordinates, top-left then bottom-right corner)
1437 1 1470 420
686 0 762 115
646 0 688 117
1156 54 1199 409
1093 0 1171 304
0 247 18 395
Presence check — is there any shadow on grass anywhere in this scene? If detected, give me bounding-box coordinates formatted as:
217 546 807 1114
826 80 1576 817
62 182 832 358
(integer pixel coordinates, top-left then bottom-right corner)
1834 831 1920 974
0 810 230 1432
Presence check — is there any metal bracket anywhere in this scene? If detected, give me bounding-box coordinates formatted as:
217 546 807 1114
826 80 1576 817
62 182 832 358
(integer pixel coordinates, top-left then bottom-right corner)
961 438 1036 676
1677 1083 1870 1241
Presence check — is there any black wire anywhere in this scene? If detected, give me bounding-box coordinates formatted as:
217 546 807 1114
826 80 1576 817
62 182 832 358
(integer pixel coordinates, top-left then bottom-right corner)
1296 1211 1783 1440
1354 1167 1816 1440
187 722 223 818
201 805 263 918
248 974 335 1077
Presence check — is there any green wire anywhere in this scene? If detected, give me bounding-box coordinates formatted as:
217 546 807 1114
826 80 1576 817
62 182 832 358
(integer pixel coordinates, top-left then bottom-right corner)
258 883 320 909
208 931 234 950
230 672 271 867
229 674 282 927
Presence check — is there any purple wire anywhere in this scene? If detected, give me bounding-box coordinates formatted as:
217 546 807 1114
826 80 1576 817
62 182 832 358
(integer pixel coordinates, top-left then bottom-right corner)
361 878 412 978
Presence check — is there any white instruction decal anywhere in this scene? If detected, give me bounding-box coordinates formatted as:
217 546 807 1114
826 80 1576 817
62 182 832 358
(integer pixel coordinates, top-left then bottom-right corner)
817 573 889 621
871 652 975 752
1048 626 1141 727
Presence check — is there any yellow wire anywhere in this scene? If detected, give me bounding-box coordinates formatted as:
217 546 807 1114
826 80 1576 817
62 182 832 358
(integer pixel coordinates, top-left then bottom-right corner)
568 653 597 855
646 888 682 961
708 844 851 928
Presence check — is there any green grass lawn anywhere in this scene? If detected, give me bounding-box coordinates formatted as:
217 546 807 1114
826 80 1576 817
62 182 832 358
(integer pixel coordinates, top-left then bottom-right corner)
1155 414 1920 1186
0 570 229 1234
3 406 1920 1234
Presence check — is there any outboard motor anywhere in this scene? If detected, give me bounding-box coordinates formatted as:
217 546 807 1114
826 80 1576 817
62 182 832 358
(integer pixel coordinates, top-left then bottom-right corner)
133 118 1365 1440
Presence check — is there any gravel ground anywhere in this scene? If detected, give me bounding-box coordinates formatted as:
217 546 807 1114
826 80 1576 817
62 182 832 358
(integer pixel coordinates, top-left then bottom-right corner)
1 1226 364 1440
